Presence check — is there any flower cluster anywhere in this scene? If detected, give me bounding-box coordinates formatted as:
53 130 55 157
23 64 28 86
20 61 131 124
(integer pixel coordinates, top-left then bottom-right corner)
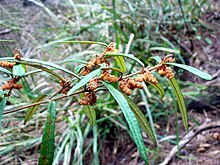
119 78 143 96
100 70 118 83
58 80 72 94
136 68 158 84
89 78 100 90
156 55 175 79
81 42 117 76
0 61 16 69
2 78 22 91
14 48 22 61
79 91 97 106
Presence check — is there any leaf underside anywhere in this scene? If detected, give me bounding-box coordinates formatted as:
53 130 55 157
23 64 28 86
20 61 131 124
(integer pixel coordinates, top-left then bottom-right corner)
166 62 212 80
124 94 157 145
0 97 8 127
146 81 164 98
169 77 188 132
114 56 126 73
39 101 56 165
102 81 148 163
83 105 96 126
24 94 47 124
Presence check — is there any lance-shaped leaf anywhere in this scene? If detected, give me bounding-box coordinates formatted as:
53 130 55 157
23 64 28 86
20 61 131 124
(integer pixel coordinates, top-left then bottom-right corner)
0 97 8 127
39 101 56 165
105 53 144 67
83 105 96 126
24 94 47 124
114 56 126 73
146 81 164 98
0 57 80 79
57 40 108 47
102 82 148 163
124 94 157 145
150 47 180 54
148 56 162 63
0 67 12 75
13 64 26 76
0 90 7 97
168 77 188 132
18 61 65 81
166 62 212 80
67 69 101 95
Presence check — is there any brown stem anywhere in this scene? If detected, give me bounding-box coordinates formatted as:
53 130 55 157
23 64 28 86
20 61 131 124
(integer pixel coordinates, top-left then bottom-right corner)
3 89 84 115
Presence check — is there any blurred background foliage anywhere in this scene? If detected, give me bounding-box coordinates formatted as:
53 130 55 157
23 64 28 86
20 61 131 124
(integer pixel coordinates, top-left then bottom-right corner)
0 0 219 164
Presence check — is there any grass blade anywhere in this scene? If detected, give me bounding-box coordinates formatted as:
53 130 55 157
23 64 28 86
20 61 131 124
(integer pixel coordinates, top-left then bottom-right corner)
168 77 188 132
167 62 212 80
24 94 47 124
0 67 12 74
124 94 157 145
0 97 8 127
150 47 180 54
83 105 96 126
67 69 101 95
102 81 148 163
39 101 56 165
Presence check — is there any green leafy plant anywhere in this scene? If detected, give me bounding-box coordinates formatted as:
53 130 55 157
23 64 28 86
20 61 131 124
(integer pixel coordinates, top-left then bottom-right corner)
0 43 212 164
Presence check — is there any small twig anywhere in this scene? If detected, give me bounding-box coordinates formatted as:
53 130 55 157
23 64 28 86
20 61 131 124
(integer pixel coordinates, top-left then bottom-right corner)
159 121 220 165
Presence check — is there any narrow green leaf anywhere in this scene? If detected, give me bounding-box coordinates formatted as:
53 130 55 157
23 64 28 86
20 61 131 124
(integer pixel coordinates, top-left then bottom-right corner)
105 53 145 67
24 94 47 124
168 78 188 132
18 61 65 81
75 64 86 74
148 56 162 63
102 82 148 163
0 90 7 97
166 62 212 80
124 94 157 145
0 67 12 74
13 64 26 76
0 39 15 42
22 58 80 79
67 69 101 95
146 81 164 98
0 57 80 79
114 56 126 73
83 105 96 126
0 97 8 127
39 101 56 165
150 47 180 54
57 40 108 47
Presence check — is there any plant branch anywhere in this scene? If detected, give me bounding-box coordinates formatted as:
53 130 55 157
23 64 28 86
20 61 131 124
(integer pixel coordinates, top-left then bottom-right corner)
3 89 85 115
159 121 220 165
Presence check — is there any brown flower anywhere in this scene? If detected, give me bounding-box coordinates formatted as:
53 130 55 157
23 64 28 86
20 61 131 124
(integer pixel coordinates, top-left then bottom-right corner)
100 70 118 83
79 92 97 106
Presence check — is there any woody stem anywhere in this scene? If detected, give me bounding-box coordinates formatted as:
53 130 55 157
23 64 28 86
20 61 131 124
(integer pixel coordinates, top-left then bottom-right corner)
3 89 85 115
